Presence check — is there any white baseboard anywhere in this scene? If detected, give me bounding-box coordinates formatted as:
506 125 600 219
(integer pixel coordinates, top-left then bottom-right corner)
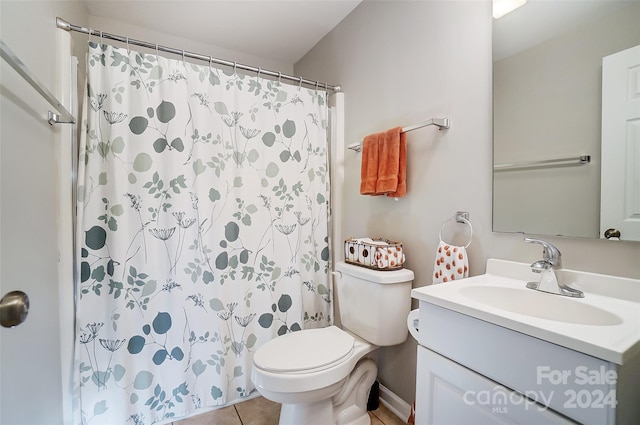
379 383 412 422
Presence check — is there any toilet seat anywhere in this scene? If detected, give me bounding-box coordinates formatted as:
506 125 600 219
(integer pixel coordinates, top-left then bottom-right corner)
253 326 355 374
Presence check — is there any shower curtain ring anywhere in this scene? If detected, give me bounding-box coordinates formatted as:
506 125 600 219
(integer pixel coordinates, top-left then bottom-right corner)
233 61 237 75
155 44 159 62
182 50 185 67
99 31 103 46
298 76 303 90
277 72 282 84
315 81 319 92
209 56 213 75
256 67 262 82
88 28 92 45
126 37 130 54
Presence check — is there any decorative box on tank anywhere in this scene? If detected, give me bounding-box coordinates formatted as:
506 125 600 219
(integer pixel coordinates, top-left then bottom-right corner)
344 237 405 270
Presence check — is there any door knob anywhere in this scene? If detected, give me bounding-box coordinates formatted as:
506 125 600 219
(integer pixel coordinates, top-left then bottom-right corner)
604 228 621 240
0 290 30 328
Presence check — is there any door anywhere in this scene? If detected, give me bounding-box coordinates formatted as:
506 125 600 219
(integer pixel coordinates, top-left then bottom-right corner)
600 44 640 241
0 30 76 424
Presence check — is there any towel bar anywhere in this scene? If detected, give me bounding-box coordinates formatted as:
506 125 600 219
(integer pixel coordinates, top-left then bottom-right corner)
0 39 75 125
494 155 591 171
348 118 449 152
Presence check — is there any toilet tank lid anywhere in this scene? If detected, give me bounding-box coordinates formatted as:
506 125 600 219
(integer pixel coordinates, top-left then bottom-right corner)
335 261 414 284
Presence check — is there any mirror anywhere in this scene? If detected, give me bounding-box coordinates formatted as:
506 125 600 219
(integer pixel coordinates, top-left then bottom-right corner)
492 0 640 240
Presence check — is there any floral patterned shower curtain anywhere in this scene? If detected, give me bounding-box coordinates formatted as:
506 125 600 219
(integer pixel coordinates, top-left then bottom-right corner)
75 42 331 424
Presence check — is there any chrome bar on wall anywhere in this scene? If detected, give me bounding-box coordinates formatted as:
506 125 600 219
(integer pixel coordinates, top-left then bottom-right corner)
347 117 450 152
494 154 591 172
401 117 450 133
56 17 341 93
0 39 75 125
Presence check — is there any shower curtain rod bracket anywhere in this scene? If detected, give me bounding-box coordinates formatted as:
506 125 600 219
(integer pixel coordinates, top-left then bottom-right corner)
56 17 71 32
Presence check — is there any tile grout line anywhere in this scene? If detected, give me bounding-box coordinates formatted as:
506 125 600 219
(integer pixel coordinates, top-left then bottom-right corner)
234 404 245 425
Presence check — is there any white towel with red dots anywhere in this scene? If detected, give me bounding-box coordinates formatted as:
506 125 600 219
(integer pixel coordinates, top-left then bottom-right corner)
433 240 469 284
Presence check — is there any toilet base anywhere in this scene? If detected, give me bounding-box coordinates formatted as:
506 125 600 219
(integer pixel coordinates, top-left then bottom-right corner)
334 358 377 425
280 399 334 425
274 358 378 425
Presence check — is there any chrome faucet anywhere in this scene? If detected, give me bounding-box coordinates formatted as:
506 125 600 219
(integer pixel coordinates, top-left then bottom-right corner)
524 238 584 298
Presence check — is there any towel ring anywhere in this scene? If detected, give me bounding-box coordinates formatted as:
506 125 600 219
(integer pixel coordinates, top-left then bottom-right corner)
439 214 473 248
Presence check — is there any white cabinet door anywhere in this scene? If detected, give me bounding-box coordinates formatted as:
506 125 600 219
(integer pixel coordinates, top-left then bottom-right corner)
600 44 640 241
415 346 575 425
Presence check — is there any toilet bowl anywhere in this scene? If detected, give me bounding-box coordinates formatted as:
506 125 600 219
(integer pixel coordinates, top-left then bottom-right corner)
251 261 415 425
252 326 377 425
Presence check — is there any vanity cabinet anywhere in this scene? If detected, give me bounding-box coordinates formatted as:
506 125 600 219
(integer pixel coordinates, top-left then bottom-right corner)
416 346 573 424
414 302 639 425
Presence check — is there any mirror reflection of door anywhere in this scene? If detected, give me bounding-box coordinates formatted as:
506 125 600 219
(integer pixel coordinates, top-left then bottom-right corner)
600 44 640 241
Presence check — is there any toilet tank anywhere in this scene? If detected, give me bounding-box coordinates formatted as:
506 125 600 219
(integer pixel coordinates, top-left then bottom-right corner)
335 261 414 346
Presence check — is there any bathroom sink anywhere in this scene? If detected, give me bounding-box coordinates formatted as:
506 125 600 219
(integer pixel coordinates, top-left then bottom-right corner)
411 259 640 364
459 285 623 326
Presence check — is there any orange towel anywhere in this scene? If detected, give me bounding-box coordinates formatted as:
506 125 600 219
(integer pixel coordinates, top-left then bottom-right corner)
386 131 407 197
360 126 407 197
376 127 401 193
359 132 380 195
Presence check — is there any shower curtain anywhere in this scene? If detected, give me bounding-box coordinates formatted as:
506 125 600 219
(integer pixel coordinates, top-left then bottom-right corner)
75 42 331 424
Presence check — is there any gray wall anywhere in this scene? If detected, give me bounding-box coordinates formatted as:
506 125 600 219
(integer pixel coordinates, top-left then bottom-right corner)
296 0 640 405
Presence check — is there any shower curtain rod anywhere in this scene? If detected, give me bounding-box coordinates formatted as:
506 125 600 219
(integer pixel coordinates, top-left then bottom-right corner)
56 17 341 93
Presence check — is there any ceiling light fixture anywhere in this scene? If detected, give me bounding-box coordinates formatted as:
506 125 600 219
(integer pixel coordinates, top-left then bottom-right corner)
493 0 527 19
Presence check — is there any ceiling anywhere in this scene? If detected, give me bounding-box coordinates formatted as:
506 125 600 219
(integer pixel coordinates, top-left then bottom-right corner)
82 0 362 65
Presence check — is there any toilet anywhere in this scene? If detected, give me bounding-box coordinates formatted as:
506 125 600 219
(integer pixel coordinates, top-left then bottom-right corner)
251 261 414 425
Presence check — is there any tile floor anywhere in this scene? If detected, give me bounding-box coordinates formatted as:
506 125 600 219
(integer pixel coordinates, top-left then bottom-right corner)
173 395 408 425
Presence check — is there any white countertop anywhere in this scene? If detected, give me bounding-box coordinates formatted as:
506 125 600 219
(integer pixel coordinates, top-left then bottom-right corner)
411 259 640 365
